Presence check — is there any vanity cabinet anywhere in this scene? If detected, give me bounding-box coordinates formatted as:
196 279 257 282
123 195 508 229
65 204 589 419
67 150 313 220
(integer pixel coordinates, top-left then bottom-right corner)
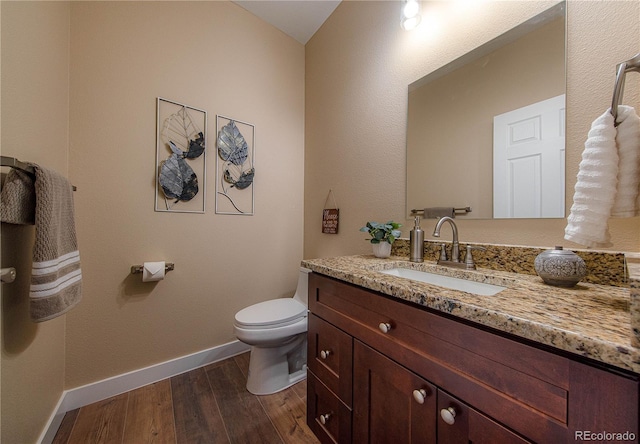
306 272 639 443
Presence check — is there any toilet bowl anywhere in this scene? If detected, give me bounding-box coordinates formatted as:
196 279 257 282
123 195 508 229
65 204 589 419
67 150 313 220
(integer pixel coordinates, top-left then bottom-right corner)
234 267 312 395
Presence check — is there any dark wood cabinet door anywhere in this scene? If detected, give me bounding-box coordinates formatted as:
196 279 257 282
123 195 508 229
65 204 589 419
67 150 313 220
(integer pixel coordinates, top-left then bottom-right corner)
353 340 437 444
568 360 639 439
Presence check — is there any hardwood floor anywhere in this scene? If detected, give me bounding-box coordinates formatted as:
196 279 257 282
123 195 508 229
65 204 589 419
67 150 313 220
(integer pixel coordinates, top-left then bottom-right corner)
53 352 320 444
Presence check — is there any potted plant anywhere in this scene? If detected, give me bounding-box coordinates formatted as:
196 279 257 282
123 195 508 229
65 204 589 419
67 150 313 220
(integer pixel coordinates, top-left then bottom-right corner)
360 221 402 258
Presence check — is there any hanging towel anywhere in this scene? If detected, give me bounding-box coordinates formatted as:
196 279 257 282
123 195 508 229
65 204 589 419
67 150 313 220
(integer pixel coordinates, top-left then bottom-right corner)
1 164 82 322
611 105 640 217
424 207 455 219
1 168 35 224
564 110 619 248
30 165 82 322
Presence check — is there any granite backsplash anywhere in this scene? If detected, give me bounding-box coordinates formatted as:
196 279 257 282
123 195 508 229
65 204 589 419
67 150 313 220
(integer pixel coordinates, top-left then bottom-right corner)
391 239 628 287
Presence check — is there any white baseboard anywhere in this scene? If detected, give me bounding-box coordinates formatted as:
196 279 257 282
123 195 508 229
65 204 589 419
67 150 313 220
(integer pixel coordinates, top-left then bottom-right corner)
39 340 250 444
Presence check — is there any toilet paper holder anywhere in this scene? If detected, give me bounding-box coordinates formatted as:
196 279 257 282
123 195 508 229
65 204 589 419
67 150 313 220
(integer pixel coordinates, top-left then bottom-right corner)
130 263 175 275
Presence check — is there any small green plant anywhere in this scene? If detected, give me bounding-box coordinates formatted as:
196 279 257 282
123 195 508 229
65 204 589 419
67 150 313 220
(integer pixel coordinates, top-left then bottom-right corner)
360 221 402 244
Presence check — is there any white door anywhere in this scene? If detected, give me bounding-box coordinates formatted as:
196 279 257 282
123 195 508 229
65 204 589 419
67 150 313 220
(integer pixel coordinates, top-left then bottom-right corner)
493 95 565 218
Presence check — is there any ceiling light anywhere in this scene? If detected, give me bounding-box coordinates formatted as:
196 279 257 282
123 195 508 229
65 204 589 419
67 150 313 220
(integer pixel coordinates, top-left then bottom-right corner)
404 0 420 18
401 0 422 30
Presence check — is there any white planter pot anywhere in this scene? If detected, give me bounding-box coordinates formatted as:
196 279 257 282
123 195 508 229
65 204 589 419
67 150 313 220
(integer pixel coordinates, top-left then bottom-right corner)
372 242 392 258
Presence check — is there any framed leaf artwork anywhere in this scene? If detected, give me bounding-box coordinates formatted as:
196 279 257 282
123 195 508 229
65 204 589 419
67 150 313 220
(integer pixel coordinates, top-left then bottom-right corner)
215 115 255 215
155 98 207 213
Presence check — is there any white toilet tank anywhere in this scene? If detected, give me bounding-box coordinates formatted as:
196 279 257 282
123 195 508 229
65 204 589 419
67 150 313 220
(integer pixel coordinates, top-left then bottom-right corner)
292 267 312 307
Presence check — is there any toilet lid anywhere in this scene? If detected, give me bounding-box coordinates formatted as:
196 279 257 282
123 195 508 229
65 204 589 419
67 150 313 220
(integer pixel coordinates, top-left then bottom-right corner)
235 298 307 327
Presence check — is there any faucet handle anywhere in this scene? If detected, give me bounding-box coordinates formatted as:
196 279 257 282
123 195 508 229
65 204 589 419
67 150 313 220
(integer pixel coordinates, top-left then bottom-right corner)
465 245 486 269
438 243 448 261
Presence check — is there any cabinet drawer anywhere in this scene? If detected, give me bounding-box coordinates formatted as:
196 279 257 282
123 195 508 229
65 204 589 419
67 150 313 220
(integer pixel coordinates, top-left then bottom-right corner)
308 314 353 406
307 371 352 444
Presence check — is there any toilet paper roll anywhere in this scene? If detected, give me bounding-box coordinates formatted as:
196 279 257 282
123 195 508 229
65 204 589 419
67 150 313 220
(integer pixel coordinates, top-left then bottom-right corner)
142 261 165 282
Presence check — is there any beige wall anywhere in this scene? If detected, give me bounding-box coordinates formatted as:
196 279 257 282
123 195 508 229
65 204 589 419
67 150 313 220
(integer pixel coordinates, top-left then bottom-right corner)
305 0 640 259
1 0 304 440
1 3 71 443
66 1 304 387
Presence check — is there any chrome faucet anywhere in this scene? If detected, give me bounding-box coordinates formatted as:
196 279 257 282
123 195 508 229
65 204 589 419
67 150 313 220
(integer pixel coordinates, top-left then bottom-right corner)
433 216 460 263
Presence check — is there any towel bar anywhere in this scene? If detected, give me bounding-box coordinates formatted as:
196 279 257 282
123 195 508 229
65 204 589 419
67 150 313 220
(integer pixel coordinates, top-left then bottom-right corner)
1 267 16 284
130 263 175 274
611 52 640 125
1 156 77 191
411 207 471 215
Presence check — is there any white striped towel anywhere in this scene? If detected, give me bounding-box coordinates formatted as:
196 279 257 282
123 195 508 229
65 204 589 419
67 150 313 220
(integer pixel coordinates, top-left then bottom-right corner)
30 164 82 322
0 164 82 321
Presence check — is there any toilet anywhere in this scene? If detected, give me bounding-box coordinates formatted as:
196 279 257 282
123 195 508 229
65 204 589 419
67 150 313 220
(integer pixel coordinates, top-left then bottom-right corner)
233 267 312 395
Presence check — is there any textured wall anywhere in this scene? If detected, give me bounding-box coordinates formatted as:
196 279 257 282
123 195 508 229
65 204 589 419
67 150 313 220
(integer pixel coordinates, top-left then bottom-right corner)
65 1 304 388
1 2 70 442
305 0 640 259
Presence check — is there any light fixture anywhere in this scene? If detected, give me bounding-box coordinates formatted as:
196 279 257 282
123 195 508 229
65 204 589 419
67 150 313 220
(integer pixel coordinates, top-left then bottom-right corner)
401 0 422 30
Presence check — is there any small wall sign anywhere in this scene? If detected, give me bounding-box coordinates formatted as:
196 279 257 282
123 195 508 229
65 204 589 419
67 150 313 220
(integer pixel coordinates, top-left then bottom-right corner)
322 189 339 234
322 208 339 234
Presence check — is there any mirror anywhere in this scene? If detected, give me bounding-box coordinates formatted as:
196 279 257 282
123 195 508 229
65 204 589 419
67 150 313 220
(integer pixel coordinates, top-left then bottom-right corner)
406 2 566 220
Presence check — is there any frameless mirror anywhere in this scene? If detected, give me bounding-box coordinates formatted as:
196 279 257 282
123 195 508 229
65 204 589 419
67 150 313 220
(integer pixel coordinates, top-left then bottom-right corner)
406 2 566 219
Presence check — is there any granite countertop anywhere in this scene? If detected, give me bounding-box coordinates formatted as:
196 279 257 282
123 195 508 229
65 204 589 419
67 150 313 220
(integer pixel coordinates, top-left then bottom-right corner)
301 255 640 374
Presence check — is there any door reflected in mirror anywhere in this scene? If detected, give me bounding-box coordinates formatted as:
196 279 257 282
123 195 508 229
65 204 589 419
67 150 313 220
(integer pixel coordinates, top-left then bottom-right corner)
406 2 566 220
493 94 565 218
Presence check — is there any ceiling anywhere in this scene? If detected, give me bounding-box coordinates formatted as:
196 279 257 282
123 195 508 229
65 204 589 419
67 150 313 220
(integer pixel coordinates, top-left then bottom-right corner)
232 0 342 44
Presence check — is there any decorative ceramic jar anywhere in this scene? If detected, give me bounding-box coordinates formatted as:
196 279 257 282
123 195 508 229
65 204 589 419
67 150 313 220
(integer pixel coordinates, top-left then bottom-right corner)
534 246 586 287
372 242 392 258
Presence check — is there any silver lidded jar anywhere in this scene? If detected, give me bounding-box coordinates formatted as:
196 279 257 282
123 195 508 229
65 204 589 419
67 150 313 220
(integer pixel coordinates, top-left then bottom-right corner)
534 246 586 287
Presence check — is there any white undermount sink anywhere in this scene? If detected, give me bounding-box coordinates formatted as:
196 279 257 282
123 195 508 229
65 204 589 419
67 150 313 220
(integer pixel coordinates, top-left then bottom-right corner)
379 267 506 296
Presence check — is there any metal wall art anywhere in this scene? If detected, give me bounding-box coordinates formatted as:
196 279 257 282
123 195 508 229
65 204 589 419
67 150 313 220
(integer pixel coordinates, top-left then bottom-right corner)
215 115 255 215
155 98 207 213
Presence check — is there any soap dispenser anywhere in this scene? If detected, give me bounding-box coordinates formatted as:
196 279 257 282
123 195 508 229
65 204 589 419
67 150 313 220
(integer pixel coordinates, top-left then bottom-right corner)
410 216 424 262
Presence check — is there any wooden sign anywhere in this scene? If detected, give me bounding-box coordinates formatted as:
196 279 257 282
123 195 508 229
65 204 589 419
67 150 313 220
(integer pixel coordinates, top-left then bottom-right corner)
322 208 339 234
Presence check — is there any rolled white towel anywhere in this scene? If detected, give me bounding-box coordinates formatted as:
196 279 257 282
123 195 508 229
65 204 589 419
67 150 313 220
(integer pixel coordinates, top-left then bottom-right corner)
611 105 640 217
565 109 618 248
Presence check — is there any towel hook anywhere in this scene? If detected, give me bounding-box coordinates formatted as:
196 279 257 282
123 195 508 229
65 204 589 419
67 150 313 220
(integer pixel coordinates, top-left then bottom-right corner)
611 52 640 126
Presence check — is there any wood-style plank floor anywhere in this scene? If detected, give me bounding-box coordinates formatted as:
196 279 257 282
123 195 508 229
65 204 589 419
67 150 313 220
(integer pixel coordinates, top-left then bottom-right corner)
52 352 320 444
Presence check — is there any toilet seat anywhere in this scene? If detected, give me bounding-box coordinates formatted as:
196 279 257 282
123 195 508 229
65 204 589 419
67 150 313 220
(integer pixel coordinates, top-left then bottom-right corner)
234 298 307 329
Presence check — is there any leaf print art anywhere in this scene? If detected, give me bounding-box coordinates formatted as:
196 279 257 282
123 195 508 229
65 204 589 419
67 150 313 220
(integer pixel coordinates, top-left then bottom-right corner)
218 120 248 165
158 103 206 211
216 117 255 214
